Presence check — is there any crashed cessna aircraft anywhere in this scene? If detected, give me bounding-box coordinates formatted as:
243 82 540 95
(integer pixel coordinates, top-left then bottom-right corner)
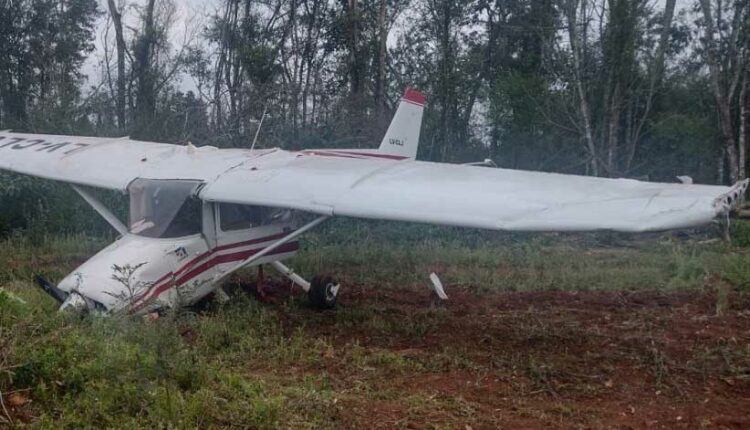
0 88 747 314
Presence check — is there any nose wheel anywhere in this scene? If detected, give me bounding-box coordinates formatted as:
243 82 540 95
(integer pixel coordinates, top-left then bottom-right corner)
308 275 339 310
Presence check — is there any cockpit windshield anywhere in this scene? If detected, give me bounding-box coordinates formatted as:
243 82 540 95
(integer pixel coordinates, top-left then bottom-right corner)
128 179 203 238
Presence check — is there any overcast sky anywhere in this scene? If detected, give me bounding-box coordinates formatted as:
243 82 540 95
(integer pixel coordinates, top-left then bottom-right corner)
83 0 219 92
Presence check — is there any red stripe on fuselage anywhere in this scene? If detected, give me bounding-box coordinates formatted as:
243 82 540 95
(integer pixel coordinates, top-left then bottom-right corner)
171 231 291 279
131 231 296 308
326 150 409 160
303 150 409 160
130 242 298 313
302 151 363 159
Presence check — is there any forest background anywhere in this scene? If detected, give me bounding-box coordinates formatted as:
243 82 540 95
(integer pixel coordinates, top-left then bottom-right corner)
0 0 748 235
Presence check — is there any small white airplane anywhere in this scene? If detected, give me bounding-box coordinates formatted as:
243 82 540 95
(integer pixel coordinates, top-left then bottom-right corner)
0 88 747 315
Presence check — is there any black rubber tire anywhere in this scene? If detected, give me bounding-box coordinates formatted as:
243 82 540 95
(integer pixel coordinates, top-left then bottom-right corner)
309 275 338 310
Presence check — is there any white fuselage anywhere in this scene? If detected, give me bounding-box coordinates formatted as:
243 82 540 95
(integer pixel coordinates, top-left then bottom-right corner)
57 200 298 314
53 148 411 314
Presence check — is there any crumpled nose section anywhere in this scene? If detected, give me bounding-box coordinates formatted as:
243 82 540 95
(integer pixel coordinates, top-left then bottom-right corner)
58 290 94 312
56 270 127 312
55 235 176 312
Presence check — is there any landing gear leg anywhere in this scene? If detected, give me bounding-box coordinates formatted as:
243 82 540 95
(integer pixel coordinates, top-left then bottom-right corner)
269 261 311 292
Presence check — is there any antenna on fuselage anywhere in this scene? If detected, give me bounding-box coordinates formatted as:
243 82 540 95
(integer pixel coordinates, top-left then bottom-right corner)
249 103 269 152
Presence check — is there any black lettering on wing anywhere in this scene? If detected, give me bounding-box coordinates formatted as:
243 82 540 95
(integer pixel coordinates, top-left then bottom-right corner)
0 137 25 149
0 137 91 155
63 143 90 154
35 141 70 152
12 139 44 149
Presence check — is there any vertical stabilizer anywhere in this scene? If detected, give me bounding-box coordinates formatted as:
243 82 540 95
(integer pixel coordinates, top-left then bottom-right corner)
378 87 425 159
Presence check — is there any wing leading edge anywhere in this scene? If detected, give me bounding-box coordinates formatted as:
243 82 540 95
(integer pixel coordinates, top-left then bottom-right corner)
0 132 268 190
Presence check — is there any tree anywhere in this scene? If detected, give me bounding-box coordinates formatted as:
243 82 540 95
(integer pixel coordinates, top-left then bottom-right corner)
0 0 98 131
697 0 748 183
106 0 128 130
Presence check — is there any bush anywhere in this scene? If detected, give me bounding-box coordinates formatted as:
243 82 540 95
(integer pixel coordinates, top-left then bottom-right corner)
718 254 750 291
730 220 750 248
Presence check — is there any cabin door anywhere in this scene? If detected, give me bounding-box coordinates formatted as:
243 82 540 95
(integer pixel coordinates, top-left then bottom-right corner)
211 203 298 278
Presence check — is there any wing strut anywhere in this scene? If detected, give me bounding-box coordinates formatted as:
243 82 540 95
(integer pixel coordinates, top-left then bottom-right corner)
72 185 128 235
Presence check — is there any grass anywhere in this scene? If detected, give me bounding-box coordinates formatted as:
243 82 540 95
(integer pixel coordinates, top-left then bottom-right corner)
2 219 750 427
292 219 750 294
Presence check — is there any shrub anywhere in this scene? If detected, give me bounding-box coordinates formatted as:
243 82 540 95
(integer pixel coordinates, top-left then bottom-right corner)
730 220 750 248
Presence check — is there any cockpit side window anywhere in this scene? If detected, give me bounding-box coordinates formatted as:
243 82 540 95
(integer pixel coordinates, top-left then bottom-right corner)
128 179 203 238
162 197 203 238
219 203 290 231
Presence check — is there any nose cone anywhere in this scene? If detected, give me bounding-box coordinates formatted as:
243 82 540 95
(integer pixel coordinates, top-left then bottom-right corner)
58 290 93 312
56 235 177 312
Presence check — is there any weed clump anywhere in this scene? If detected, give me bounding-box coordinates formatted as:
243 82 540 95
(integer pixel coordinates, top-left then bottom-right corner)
730 220 750 248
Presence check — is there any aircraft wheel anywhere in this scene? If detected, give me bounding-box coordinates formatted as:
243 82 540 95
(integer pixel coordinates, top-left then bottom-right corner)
309 275 339 310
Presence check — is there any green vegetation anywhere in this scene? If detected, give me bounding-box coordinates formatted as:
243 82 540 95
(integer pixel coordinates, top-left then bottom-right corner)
2 221 750 427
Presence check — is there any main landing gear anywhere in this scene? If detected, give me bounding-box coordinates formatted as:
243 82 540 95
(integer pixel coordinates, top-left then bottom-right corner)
269 261 340 310
308 275 339 310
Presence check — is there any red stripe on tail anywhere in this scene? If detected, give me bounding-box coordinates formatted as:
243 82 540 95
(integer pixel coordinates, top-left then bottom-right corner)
403 87 426 106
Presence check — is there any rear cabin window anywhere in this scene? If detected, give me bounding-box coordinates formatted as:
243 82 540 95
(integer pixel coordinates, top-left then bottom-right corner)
219 203 289 231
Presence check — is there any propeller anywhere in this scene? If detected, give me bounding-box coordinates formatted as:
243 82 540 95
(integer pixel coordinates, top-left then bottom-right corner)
33 274 68 303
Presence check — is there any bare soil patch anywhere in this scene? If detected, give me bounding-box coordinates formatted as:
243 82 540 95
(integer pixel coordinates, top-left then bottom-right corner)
277 284 750 429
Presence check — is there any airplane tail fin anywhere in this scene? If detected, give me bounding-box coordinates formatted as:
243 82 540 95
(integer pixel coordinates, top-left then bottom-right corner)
378 87 426 159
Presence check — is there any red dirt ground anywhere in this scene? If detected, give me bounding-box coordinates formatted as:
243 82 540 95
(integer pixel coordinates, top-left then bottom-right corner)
281 284 750 429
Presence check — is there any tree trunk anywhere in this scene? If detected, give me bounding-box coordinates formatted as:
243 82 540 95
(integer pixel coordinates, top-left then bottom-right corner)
625 0 676 171
348 0 361 97
107 0 127 131
133 0 158 137
438 0 453 161
699 0 740 183
566 0 599 176
740 70 748 180
606 82 621 176
374 0 387 123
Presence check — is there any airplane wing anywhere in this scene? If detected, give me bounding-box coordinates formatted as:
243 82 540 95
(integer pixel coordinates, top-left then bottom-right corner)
0 88 429 189
0 132 266 190
1 131 746 233
200 152 748 233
